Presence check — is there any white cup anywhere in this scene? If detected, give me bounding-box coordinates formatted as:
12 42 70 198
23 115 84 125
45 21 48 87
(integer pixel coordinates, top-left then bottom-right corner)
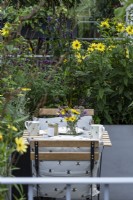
25 121 40 135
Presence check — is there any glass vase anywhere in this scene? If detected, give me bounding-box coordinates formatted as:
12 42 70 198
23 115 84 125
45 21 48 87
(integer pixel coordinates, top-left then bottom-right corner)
66 122 77 135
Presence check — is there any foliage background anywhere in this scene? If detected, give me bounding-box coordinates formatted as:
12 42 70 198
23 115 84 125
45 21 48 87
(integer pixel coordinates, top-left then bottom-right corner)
1 0 133 127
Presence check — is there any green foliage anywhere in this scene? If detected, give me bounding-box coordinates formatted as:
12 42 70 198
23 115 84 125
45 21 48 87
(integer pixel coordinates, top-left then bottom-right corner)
114 0 133 20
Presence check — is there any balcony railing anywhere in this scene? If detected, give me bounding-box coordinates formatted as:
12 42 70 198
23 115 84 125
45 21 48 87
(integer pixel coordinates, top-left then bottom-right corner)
1 177 133 200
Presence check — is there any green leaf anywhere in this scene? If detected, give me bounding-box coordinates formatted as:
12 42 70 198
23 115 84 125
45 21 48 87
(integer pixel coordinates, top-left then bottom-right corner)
14 116 29 123
118 103 122 112
6 45 14 52
124 77 128 86
98 88 104 99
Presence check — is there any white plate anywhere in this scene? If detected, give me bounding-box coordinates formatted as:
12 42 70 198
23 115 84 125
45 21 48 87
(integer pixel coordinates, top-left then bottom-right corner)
58 127 84 134
39 130 47 135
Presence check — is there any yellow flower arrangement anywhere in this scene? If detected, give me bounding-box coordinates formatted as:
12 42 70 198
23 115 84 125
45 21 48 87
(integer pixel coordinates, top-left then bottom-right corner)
58 106 84 135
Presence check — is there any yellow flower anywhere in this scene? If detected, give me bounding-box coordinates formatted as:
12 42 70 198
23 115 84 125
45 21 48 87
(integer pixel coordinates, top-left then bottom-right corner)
125 48 129 58
4 22 11 29
87 47 94 53
28 47 32 52
64 59 67 63
100 20 110 28
75 52 85 63
87 43 98 53
1 22 12 37
96 43 106 52
66 116 76 122
17 93 24 97
90 43 97 49
126 25 133 35
61 110 66 115
71 109 80 115
70 116 77 122
7 125 18 132
1 29 10 37
108 45 116 51
21 87 31 91
15 137 28 154
72 40 81 50
116 23 125 32
0 133 3 141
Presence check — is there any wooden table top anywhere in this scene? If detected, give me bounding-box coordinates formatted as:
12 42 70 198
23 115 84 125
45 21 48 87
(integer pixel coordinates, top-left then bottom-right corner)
23 130 112 147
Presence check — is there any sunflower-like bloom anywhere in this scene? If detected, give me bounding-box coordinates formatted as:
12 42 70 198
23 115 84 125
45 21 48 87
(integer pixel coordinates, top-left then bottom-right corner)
75 52 85 63
1 29 10 37
126 25 133 35
96 43 106 52
65 116 76 122
0 133 3 141
61 110 66 115
87 43 97 53
15 137 28 154
72 40 81 50
71 109 80 115
116 23 125 32
100 20 110 29
1 22 12 37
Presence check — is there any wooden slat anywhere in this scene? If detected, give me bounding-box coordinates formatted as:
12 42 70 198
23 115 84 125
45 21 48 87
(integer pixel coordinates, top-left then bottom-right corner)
39 108 94 116
39 108 59 116
30 140 99 148
30 152 99 161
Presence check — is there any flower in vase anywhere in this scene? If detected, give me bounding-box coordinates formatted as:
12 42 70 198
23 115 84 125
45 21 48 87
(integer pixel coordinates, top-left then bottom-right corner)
58 106 84 134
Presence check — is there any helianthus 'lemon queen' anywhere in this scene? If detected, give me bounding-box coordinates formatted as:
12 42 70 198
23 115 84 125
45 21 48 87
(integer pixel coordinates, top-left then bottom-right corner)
15 137 28 154
100 20 110 28
126 25 133 35
72 40 81 50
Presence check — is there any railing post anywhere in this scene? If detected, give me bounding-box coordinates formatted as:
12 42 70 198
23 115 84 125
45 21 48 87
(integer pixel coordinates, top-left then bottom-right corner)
28 185 33 200
66 184 71 200
104 184 109 200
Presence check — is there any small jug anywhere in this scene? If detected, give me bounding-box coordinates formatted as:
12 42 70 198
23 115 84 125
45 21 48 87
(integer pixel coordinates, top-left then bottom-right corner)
25 121 40 135
90 124 105 140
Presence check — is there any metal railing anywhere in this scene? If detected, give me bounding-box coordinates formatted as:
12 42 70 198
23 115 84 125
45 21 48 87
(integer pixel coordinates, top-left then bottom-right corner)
1 177 133 200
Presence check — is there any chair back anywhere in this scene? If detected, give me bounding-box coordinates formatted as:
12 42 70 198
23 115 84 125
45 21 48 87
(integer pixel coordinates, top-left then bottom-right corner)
38 108 94 117
29 139 99 174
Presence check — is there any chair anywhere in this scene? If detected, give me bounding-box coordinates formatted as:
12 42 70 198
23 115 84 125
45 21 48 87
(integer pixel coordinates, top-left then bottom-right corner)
31 107 101 199
29 138 100 200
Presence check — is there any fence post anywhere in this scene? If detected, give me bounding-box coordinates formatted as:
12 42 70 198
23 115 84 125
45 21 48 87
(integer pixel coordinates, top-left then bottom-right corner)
28 185 33 200
103 184 109 200
66 184 71 200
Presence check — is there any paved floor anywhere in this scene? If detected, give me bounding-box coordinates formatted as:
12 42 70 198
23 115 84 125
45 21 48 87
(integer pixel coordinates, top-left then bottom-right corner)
100 125 133 200
15 125 133 200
